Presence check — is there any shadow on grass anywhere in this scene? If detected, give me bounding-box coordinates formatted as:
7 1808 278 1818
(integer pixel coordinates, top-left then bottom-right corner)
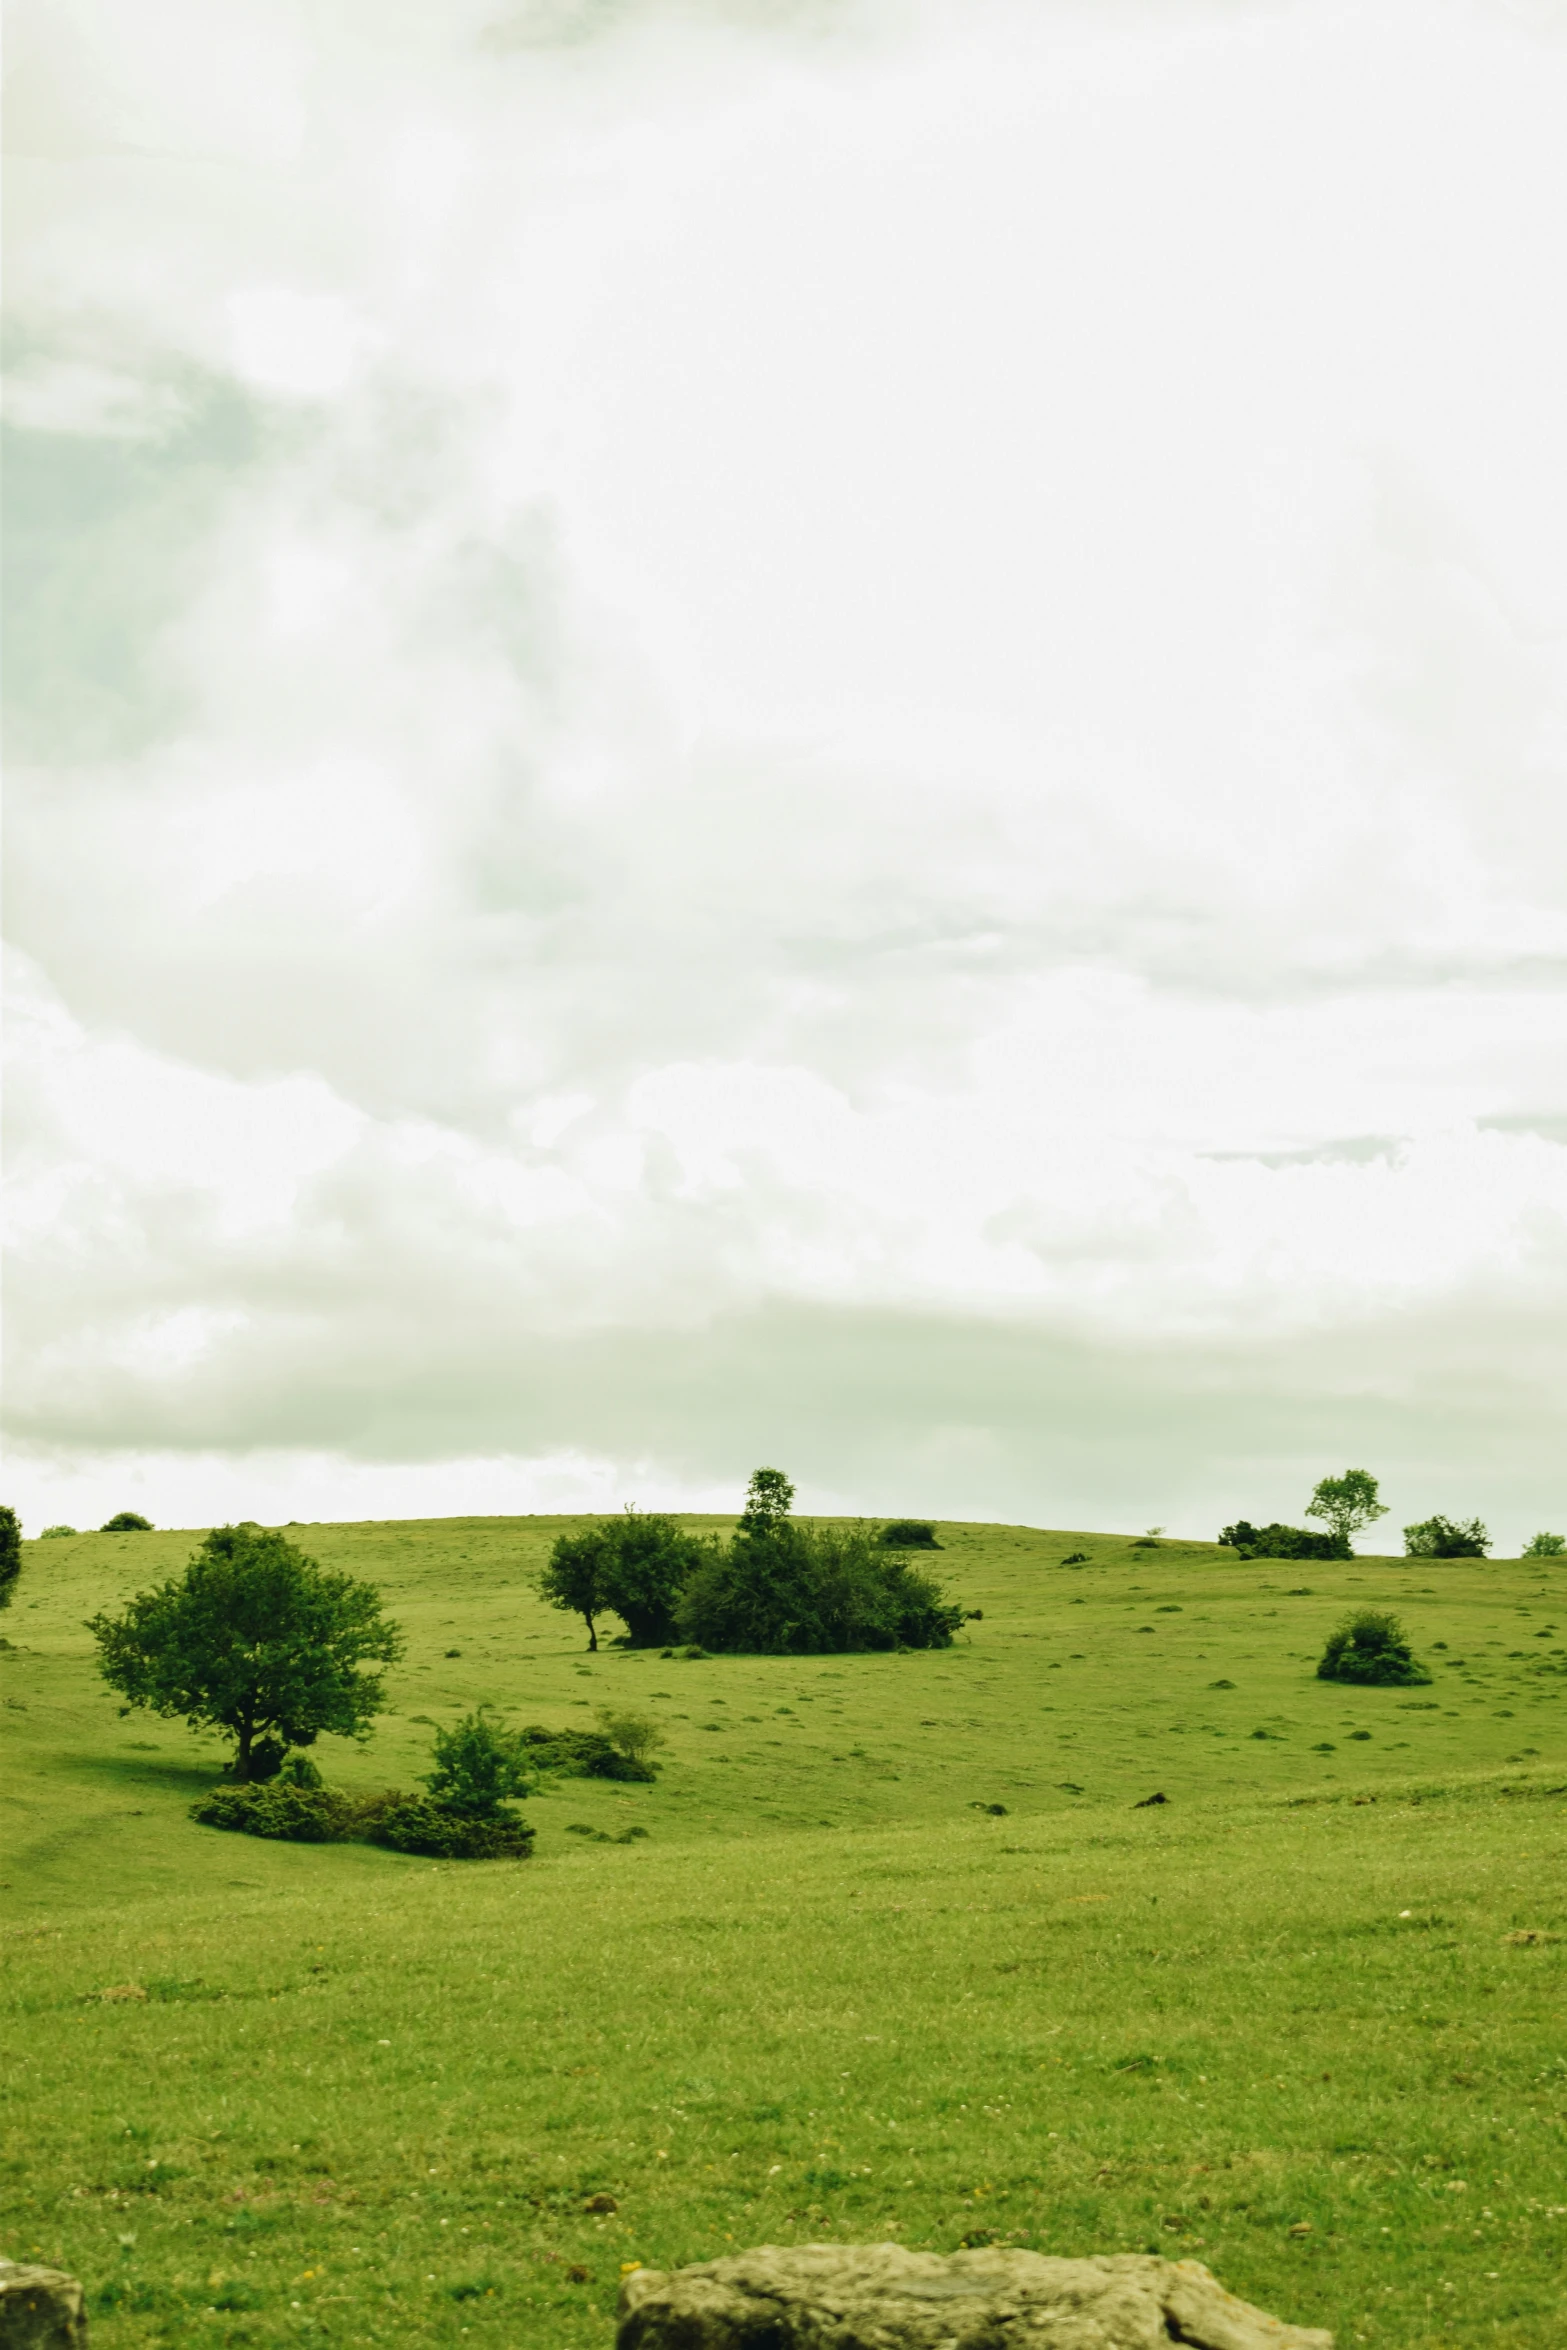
59 1747 224 1795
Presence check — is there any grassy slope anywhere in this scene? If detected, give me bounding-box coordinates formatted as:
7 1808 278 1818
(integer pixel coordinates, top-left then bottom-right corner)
2 1516 1565 2350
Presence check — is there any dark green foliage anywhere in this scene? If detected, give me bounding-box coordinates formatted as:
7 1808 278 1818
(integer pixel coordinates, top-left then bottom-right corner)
102 1512 154 1531
421 1712 535 1816
1060 1552 1089 1565
1316 1608 1432 1686
739 1467 794 1534
40 1525 76 1539
1403 1514 1490 1558
1220 1520 1350 1560
0 1506 20 1610
1523 1531 1566 1557
515 1725 657 1781
88 1523 403 1778
677 1514 963 1656
540 1511 714 1649
190 1780 356 1842
366 1798 534 1860
1305 1469 1387 1544
879 1520 941 1548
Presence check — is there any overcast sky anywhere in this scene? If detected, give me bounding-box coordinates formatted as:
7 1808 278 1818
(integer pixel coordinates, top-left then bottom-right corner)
5 0 1567 1545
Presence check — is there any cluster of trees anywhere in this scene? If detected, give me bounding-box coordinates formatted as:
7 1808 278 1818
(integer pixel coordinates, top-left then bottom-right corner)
1220 1472 1563 1563
538 1470 964 1656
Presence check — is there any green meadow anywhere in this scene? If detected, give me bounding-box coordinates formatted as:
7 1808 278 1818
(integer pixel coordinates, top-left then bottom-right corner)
3 1516 1565 2350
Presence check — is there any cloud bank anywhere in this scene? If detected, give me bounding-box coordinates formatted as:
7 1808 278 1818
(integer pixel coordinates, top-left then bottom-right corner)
6 0 1567 1542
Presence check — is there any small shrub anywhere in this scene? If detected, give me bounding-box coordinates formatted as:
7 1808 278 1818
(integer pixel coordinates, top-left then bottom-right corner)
366 1798 534 1860
190 1782 353 1842
1060 1552 1089 1565
102 1512 154 1532
1522 1531 1565 1558
1317 1609 1432 1686
878 1521 941 1548
593 1707 666 1769
516 1725 657 1781
1403 1514 1490 1558
422 1712 535 1815
40 1524 77 1539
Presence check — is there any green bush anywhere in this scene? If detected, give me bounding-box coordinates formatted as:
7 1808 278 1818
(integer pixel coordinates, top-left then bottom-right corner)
1220 1521 1351 1560
878 1521 942 1549
540 1511 716 1650
102 1512 154 1532
190 1781 355 1841
1403 1514 1489 1558
1316 1609 1432 1686
1522 1531 1565 1558
40 1525 77 1539
422 1712 535 1815
515 1725 657 1781
366 1798 534 1860
677 1517 963 1655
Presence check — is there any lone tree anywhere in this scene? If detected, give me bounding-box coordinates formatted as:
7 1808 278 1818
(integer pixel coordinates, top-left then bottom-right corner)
1403 1514 1490 1559
88 1523 403 1779
1523 1531 1565 1558
102 1512 153 1532
1316 1608 1431 1686
0 1507 21 1611
540 1509 713 1649
1306 1470 1387 1548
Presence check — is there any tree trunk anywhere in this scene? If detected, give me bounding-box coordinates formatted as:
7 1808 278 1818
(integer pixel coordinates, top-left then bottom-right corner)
583 1614 598 1652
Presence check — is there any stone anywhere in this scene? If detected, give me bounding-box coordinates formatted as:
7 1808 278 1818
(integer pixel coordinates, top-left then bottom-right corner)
616 2243 1332 2350
0 2258 89 2348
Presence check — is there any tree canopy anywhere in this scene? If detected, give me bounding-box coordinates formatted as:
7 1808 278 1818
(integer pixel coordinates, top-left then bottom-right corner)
88 1523 403 1778
540 1509 713 1649
0 1507 20 1611
1306 1470 1387 1545
102 1511 154 1532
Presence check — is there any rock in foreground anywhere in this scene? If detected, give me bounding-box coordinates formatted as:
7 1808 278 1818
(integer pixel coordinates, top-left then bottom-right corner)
0 2258 89 2348
617 2243 1332 2350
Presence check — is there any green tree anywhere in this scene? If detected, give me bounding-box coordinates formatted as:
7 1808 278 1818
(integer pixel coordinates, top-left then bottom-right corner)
1306 1469 1387 1547
739 1466 795 1534
102 1511 153 1532
88 1524 403 1779
1522 1531 1565 1558
1403 1514 1490 1559
422 1712 536 1816
0 1507 21 1611
539 1528 611 1650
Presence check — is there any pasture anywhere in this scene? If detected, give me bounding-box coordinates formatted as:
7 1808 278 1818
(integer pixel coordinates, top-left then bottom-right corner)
2 1515 1565 2348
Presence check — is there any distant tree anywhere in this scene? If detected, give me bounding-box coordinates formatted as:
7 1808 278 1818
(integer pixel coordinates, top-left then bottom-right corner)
1522 1531 1566 1558
739 1467 795 1535
540 1528 611 1651
679 1475 962 1655
88 1523 403 1779
1306 1470 1387 1547
40 1525 77 1539
102 1512 153 1532
0 1508 20 1611
594 1706 667 1768
879 1521 941 1549
1403 1515 1490 1559
1316 1608 1431 1686
540 1511 712 1650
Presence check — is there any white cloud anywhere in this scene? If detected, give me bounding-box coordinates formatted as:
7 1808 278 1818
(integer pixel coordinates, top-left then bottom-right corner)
5 0 1567 1539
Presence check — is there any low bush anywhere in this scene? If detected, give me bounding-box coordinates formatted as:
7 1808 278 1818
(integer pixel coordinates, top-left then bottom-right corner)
1220 1520 1351 1561
190 1780 355 1842
515 1725 657 1781
878 1521 941 1549
1316 1609 1432 1686
40 1525 77 1539
1523 1531 1566 1557
365 1798 534 1860
102 1512 154 1532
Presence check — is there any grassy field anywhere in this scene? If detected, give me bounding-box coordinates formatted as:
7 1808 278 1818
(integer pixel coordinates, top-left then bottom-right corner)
2 1514 1565 2348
